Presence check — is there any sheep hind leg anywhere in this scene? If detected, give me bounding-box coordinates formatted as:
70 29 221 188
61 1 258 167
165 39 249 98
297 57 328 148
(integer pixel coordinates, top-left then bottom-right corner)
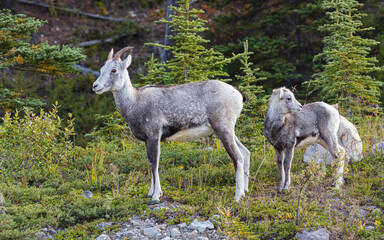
146 171 155 198
213 125 245 201
332 145 346 190
235 136 250 193
145 135 163 205
282 147 294 192
322 135 346 190
274 148 285 193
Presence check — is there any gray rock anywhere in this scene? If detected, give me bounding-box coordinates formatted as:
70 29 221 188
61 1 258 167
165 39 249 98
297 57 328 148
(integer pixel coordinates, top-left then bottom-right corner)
94 234 111 240
366 225 375 230
82 191 93 198
365 205 377 211
177 222 187 228
371 142 384 155
295 228 330 240
209 215 220 223
189 219 215 232
156 224 168 230
304 116 362 164
161 237 172 240
357 208 368 218
153 206 171 211
372 208 382 214
35 232 48 240
97 222 112 230
130 218 141 227
35 231 54 240
121 229 138 237
304 144 333 164
171 228 181 237
0 192 4 205
188 230 199 237
143 227 161 237
198 237 209 240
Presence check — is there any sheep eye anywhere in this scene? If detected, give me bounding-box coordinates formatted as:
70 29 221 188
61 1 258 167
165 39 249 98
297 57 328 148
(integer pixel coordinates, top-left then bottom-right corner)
287 98 292 101
111 69 117 73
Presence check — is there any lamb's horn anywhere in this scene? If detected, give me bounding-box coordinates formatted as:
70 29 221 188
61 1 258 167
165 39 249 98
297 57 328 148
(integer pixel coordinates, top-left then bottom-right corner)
107 49 114 61
113 46 134 60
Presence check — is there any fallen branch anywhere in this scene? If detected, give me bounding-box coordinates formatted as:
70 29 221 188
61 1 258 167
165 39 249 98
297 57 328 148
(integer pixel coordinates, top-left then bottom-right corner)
17 0 130 22
76 34 129 48
73 65 100 77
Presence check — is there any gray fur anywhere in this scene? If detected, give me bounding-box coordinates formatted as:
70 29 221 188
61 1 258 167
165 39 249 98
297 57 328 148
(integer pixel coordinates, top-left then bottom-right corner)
92 47 250 203
264 87 345 192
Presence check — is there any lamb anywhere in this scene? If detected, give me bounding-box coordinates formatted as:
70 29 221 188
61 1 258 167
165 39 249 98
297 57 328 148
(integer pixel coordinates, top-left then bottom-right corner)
303 115 363 164
92 47 250 204
264 87 345 193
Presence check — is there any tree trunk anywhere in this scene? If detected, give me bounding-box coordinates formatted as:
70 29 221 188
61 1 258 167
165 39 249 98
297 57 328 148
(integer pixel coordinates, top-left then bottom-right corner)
1 0 16 12
347 92 351 118
161 0 177 64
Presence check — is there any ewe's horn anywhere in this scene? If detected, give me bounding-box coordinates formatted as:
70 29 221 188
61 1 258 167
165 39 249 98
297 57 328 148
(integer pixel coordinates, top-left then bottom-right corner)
107 49 114 60
113 46 134 60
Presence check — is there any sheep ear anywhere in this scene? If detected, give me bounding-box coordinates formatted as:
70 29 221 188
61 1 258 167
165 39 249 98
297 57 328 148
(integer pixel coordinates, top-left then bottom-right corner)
123 55 132 69
279 88 284 99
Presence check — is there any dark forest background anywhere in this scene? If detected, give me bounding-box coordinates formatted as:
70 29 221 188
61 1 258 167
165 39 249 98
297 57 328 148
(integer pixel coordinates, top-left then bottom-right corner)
1 0 384 144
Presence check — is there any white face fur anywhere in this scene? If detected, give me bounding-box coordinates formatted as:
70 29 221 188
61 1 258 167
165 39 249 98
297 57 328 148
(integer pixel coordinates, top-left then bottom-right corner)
278 88 303 114
92 55 132 95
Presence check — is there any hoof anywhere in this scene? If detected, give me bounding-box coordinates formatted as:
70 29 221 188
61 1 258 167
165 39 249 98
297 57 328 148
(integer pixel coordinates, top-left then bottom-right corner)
148 200 160 205
331 180 342 190
281 188 290 194
146 194 153 199
234 193 245 202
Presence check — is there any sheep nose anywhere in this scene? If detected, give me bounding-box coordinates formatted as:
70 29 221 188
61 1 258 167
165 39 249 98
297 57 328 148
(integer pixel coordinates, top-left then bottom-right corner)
92 83 98 90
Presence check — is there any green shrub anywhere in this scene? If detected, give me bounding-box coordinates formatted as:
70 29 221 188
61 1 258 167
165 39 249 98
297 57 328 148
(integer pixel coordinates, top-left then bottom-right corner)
0 105 74 184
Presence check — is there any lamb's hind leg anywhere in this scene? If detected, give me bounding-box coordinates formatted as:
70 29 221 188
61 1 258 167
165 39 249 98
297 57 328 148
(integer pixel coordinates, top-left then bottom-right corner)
145 134 163 205
212 124 245 201
274 147 285 193
282 146 294 191
235 136 250 193
322 134 346 190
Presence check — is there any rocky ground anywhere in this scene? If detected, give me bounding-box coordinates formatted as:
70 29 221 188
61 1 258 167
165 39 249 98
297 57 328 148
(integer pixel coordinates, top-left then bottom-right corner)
32 194 382 240
35 200 231 240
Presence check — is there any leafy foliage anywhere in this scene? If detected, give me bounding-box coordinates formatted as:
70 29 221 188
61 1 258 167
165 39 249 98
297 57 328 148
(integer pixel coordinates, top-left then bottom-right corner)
0 105 74 183
307 0 383 116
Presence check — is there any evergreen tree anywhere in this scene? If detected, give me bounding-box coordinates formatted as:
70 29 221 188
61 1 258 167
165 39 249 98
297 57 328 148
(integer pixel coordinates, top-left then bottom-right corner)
0 10 85 114
144 0 230 84
205 0 325 93
234 40 267 146
0 10 85 74
308 0 383 116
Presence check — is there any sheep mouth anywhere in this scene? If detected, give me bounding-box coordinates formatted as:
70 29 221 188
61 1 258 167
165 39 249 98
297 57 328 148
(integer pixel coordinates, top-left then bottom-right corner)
93 88 104 95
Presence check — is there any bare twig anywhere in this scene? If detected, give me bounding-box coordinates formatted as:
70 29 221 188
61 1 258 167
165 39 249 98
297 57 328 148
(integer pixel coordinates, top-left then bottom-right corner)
295 174 311 225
